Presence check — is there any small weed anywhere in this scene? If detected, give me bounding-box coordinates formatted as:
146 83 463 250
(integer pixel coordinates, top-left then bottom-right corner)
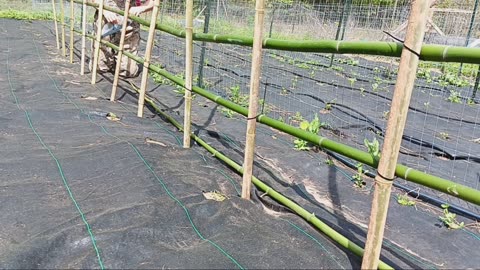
294 138 310 151
467 98 476 106
228 85 249 107
396 194 416 206
150 71 169 85
347 77 357 88
296 62 310 70
325 158 334 166
439 132 450 140
293 114 325 151
423 102 430 109
364 138 381 164
221 108 235 118
359 87 366 96
331 66 344 72
291 76 299 90
292 112 304 122
382 110 390 120
439 204 464 229
372 83 379 92
352 163 367 188
447 90 462 104
324 99 336 111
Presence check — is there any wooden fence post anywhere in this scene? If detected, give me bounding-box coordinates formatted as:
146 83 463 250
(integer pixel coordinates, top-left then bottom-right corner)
241 0 266 199
361 1 430 268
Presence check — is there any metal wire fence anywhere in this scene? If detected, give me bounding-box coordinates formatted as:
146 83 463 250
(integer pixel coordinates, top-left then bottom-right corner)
28 0 480 212
148 0 480 213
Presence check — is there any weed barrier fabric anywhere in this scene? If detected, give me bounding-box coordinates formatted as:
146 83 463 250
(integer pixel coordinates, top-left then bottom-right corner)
0 18 479 269
0 18 356 269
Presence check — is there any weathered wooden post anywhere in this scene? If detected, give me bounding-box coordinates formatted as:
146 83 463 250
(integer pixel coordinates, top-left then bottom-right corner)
183 0 194 148
361 0 430 268
241 0 266 199
137 0 161 117
110 0 132 101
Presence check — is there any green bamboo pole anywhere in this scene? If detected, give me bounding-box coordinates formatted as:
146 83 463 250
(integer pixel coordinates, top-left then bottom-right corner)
137 0 161 117
69 0 75 63
76 31 480 206
362 1 430 268
80 0 87 75
183 0 194 148
52 0 60 50
74 0 480 64
110 0 132 101
129 84 395 270
60 0 66 57
242 0 266 200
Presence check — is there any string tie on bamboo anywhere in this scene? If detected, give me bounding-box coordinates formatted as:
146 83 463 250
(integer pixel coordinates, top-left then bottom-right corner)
246 115 260 121
376 170 396 182
336 41 342 52
263 38 270 47
442 46 451 60
318 137 325 146
382 31 421 57
404 167 412 180
260 187 271 198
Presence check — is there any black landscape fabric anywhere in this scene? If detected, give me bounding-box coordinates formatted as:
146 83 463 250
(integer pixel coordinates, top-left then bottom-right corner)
0 18 479 269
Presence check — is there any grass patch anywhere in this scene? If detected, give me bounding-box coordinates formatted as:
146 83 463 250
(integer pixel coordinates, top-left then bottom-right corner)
0 9 54 21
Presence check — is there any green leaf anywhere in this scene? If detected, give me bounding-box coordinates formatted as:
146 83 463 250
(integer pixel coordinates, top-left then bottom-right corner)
299 120 310 130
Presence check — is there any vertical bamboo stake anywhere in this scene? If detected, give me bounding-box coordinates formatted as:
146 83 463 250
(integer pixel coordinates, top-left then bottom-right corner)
241 0 266 200
80 0 87 75
110 0 132 101
361 1 429 269
69 0 75 63
183 0 194 148
60 0 66 57
52 0 60 50
137 0 161 117
91 0 105 85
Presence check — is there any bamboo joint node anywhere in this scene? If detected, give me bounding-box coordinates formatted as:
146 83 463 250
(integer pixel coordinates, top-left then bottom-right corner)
307 212 316 222
262 38 270 47
318 137 325 146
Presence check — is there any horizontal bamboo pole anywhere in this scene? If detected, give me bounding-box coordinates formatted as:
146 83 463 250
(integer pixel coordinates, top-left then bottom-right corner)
130 83 394 270
73 0 480 64
75 29 480 206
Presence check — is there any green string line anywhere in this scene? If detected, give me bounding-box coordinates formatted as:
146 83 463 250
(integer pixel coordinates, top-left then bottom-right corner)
6 31 105 270
128 143 245 270
30 29 244 270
